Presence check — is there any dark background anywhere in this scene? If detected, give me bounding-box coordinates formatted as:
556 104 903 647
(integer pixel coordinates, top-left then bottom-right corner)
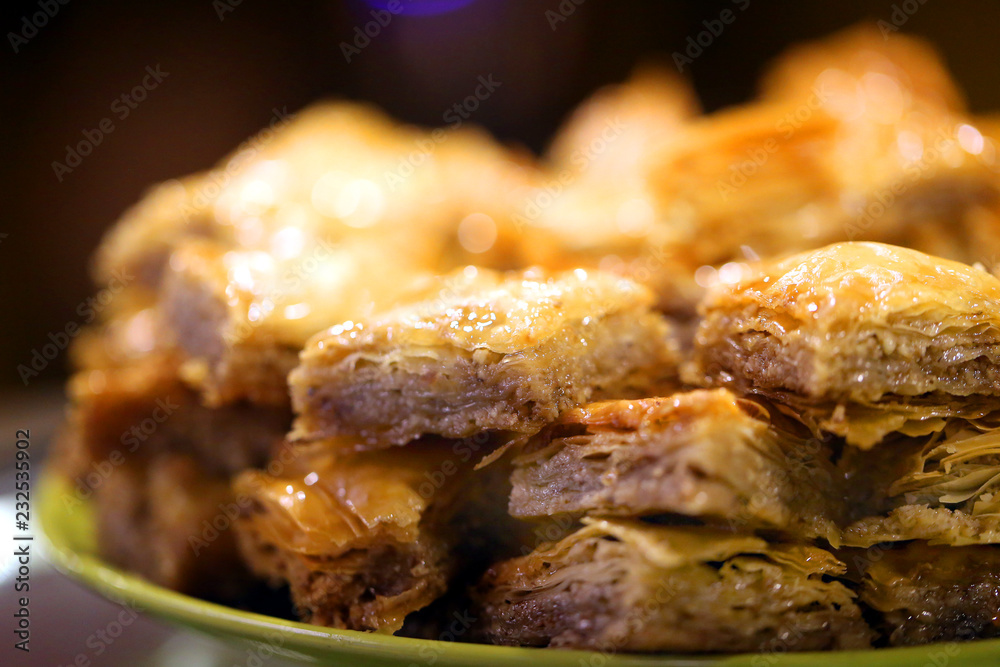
3 0 1000 395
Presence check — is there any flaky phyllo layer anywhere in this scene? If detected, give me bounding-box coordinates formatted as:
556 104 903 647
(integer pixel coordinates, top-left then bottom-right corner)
688 242 1000 447
844 422 1000 546
291 267 679 448
233 443 469 633
475 519 873 652
508 389 842 541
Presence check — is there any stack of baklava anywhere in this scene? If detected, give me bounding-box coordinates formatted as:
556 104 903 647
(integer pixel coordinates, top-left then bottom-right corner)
681 241 1000 646
57 26 1000 652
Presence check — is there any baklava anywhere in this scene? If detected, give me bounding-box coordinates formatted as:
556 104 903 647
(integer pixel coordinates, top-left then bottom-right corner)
508 389 842 541
475 518 873 651
233 442 477 632
52 24 1000 655
843 421 1000 546
290 267 679 448
687 242 1000 447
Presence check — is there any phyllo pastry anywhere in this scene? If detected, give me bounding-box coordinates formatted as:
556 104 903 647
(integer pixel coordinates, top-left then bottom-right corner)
233 442 475 633
92 102 539 295
159 238 429 407
530 67 706 317
759 25 966 113
842 422 1000 546
94 452 252 598
645 26 998 271
508 389 842 541
545 65 699 183
687 242 1000 448
855 542 1000 646
63 353 288 477
474 518 873 651
53 354 289 598
290 267 679 448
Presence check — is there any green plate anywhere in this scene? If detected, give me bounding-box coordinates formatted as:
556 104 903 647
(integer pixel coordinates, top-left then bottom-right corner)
38 470 1000 667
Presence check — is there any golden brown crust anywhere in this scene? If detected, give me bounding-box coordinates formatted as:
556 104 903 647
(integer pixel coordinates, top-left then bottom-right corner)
289 268 679 448
759 25 967 112
545 65 699 178
643 22 998 269
474 519 873 651
688 242 1000 447
94 101 545 294
509 390 843 541
233 442 473 633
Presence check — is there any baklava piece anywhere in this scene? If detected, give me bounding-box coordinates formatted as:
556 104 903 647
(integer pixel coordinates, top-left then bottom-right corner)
96 101 546 313
842 422 1000 546
290 268 679 448
545 65 699 181
857 542 1000 645
509 389 842 541
65 353 288 477
757 25 998 266
233 443 473 633
57 354 289 598
687 242 1000 447
475 518 873 651
159 238 433 407
646 25 997 269
67 306 165 372
95 452 252 599
759 25 966 112
91 102 433 291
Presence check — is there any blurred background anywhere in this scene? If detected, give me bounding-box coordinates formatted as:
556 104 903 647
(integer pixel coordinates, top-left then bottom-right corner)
3 0 1000 392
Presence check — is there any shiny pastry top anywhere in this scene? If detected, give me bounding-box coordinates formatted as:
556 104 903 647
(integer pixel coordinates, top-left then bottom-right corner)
701 241 1000 336
302 266 658 361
